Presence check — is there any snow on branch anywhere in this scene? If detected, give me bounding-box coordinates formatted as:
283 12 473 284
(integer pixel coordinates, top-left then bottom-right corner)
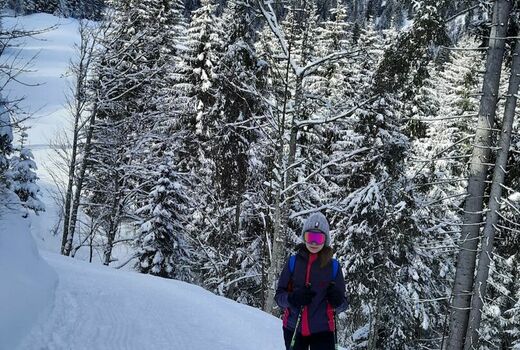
443 4 481 24
295 96 378 128
299 49 364 77
255 0 300 75
281 147 370 197
289 204 341 219
256 0 365 79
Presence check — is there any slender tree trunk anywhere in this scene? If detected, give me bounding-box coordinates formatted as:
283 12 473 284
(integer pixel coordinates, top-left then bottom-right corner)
60 114 79 255
103 172 121 266
234 201 240 237
63 105 97 256
61 22 97 256
264 183 284 312
263 29 293 312
447 1 512 349
60 73 84 255
264 74 305 314
464 37 520 350
287 74 303 190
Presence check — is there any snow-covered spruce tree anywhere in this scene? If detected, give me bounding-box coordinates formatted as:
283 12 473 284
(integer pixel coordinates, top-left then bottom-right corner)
180 0 224 139
316 21 383 346
0 97 12 201
203 0 269 306
134 161 193 280
10 131 44 215
84 0 180 265
331 90 441 349
129 0 193 280
374 0 451 95
167 0 224 191
165 0 222 286
305 8 378 210
327 4 455 347
170 0 269 305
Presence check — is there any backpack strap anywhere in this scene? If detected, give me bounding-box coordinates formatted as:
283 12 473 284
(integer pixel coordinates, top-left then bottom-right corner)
331 258 339 280
286 255 297 292
289 255 297 276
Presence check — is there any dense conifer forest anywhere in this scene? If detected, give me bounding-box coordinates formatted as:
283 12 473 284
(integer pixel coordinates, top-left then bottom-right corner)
2 0 520 348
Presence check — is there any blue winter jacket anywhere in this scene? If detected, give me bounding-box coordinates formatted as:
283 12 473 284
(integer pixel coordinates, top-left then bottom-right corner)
274 246 348 335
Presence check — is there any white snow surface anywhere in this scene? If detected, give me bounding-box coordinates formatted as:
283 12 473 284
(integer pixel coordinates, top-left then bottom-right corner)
0 209 58 350
17 251 285 350
0 212 285 350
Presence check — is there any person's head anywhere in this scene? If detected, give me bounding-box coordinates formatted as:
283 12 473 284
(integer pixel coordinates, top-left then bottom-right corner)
301 212 330 254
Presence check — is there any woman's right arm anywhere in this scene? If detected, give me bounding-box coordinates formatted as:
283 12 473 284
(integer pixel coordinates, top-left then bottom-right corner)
274 259 291 309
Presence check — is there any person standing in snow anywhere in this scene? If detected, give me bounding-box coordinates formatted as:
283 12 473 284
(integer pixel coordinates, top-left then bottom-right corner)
275 212 348 350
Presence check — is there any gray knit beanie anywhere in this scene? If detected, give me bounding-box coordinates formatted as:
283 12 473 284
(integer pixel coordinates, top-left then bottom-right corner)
301 212 331 247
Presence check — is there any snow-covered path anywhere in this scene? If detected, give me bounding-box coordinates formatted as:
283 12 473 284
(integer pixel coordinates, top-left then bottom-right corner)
18 252 285 350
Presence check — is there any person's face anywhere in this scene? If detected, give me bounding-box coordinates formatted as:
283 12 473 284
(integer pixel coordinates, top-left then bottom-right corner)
304 231 326 254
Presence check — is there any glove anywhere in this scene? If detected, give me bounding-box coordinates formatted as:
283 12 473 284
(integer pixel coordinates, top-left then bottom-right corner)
288 285 316 308
326 283 344 308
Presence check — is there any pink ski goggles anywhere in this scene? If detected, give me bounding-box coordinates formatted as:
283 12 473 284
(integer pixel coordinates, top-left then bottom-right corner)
304 231 326 245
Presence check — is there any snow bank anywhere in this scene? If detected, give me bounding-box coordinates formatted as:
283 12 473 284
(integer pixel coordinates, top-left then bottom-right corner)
18 252 285 350
0 208 57 349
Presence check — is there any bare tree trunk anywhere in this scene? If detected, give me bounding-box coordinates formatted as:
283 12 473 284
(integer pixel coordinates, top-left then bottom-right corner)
263 19 294 311
447 1 512 349
62 105 97 256
103 173 121 266
263 64 305 315
264 184 284 312
234 198 241 237
463 37 520 350
60 123 78 255
61 22 97 256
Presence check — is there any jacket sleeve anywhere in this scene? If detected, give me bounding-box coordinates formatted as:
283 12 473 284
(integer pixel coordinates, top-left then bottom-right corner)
334 264 349 313
274 259 292 309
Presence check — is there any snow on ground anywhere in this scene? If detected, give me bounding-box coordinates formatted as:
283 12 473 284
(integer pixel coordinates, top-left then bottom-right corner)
0 207 57 350
17 251 285 350
1 207 285 350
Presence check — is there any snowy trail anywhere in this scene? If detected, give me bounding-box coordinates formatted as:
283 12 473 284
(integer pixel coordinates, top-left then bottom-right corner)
18 252 284 350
